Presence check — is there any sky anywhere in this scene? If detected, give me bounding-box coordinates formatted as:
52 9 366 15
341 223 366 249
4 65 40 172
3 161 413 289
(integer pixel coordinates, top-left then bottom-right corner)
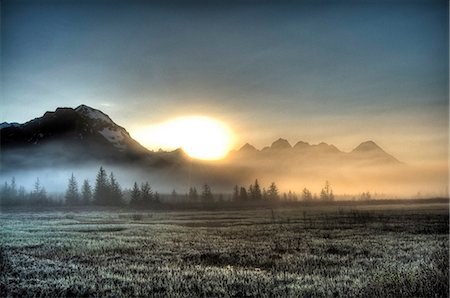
1 0 448 164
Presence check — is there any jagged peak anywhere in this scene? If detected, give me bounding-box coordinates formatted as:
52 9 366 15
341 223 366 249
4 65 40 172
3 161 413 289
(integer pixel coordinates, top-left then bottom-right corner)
352 140 383 152
239 143 258 152
293 141 310 149
75 104 113 124
271 138 292 149
0 122 20 129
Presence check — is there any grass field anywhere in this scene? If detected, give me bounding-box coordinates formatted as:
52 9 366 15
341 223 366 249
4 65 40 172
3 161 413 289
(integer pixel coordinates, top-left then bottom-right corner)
1 202 448 297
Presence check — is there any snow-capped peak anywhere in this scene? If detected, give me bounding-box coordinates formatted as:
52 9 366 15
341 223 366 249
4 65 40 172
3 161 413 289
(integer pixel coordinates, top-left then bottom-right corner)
98 127 127 151
75 104 113 124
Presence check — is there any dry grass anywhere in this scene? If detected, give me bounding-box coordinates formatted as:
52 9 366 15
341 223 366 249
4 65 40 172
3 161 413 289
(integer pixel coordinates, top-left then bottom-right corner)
0 203 448 297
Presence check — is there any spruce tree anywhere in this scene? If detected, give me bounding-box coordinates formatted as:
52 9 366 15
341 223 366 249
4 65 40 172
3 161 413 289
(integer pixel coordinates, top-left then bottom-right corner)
94 167 109 205
201 184 214 202
239 187 248 201
320 181 334 201
140 182 153 206
188 187 198 201
267 182 279 200
171 189 178 201
253 179 262 200
81 179 93 204
109 172 122 205
10 177 17 198
65 173 80 205
232 185 239 202
130 182 141 206
302 188 312 201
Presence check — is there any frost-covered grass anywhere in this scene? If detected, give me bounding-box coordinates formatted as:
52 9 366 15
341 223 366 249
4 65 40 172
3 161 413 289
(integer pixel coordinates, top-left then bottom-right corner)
1 204 448 297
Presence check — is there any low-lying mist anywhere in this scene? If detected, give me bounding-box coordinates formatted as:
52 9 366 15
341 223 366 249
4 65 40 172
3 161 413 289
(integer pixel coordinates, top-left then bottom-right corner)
0 145 447 199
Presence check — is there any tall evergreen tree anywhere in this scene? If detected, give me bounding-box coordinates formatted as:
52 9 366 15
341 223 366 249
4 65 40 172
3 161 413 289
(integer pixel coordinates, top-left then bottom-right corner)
65 173 80 205
248 184 254 200
140 182 153 205
249 179 262 200
201 184 214 202
171 189 178 201
267 182 279 200
109 172 122 205
188 187 198 201
302 188 313 201
320 181 334 201
81 179 93 204
130 182 141 206
154 191 160 203
232 185 239 202
31 178 47 203
239 187 248 201
10 177 17 198
94 167 109 205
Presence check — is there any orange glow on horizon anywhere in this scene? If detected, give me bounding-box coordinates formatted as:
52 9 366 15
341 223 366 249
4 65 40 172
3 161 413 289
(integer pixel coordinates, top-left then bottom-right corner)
132 116 235 160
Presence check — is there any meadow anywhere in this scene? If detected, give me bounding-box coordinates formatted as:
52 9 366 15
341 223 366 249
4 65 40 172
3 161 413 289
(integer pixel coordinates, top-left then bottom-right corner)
1 201 448 297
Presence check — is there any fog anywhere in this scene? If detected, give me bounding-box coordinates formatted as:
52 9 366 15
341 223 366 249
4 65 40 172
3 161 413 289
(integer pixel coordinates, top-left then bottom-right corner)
1 142 448 200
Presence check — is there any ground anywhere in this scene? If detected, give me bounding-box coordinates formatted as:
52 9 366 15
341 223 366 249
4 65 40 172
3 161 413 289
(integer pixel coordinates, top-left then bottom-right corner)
1 202 448 297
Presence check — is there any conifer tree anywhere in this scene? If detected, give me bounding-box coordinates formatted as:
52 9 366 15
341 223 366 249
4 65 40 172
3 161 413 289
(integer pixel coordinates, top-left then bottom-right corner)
232 185 239 202
65 173 79 205
31 178 47 203
94 167 109 205
81 179 93 204
302 188 312 201
188 187 198 201
109 172 122 205
320 181 334 201
171 189 178 201
201 184 214 202
141 182 153 205
130 182 141 206
250 179 262 200
239 187 248 201
267 182 279 200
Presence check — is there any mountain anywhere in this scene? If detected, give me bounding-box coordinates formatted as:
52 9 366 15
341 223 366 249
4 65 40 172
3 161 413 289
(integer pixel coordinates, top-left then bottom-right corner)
239 143 258 152
0 122 20 129
270 138 292 150
0 105 171 169
351 140 399 164
232 138 400 165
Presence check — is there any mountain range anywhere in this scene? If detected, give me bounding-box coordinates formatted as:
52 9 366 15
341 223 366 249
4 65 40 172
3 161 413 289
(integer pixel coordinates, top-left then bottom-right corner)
0 105 400 170
231 138 399 166
0 105 408 193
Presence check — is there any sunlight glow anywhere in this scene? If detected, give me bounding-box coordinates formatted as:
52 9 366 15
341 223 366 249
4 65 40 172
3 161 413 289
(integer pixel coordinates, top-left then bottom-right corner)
133 116 234 160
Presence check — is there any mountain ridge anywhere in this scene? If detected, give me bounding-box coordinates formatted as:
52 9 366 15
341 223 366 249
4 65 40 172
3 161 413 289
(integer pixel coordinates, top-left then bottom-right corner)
237 139 395 156
1 105 401 169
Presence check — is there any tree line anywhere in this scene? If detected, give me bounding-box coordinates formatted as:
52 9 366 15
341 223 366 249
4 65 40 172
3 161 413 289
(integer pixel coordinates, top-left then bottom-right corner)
230 179 335 202
1 167 374 207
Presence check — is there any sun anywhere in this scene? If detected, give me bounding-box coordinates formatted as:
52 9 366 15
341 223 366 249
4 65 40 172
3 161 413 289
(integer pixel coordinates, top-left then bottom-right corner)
133 116 234 160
